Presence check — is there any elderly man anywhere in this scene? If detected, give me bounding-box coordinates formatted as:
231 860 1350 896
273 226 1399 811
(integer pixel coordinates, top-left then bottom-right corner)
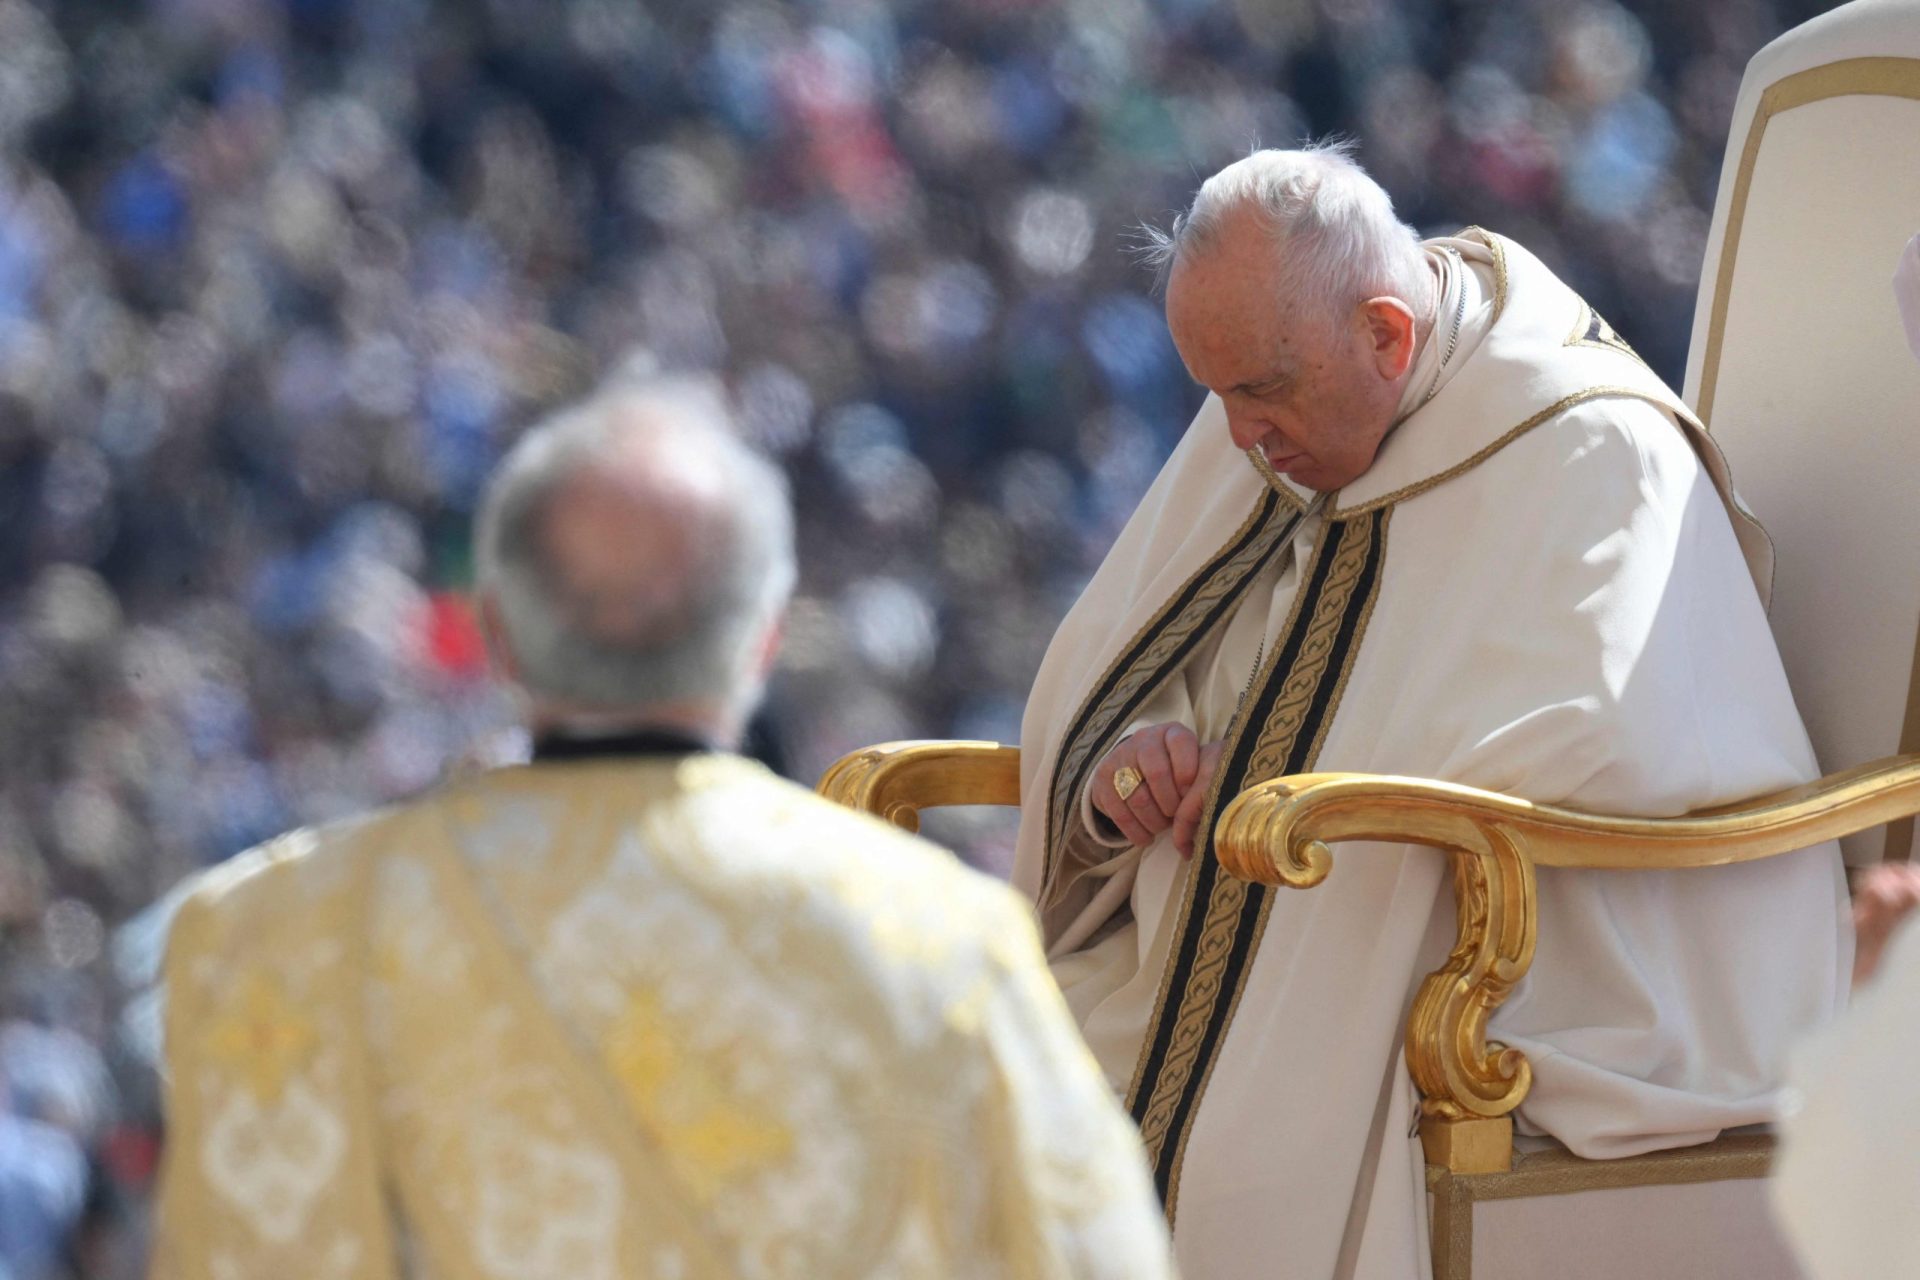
152 378 1175 1279
1012 144 1848 1275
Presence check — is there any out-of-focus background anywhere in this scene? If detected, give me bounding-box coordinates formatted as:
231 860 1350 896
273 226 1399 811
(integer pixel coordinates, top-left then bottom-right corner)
0 0 1844 1273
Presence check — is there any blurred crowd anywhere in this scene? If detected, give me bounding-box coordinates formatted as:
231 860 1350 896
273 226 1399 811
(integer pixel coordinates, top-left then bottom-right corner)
0 0 1840 1273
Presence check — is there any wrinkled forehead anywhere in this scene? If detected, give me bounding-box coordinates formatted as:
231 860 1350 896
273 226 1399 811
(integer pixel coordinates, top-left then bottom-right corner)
1166 251 1335 380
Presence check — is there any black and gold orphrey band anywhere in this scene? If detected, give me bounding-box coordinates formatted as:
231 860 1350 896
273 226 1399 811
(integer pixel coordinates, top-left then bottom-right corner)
1039 491 1306 902
1125 505 1392 1214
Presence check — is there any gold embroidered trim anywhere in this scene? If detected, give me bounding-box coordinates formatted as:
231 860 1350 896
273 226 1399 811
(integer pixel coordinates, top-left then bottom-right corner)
1247 447 1308 507
1325 385 1669 519
1128 510 1388 1200
419 815 738 1276
1116 518 1330 1115
1040 496 1294 895
1129 868 1255 1155
1159 509 1392 1217
1159 875 1279 1218
1459 226 1509 321
1238 522 1383 785
1279 525 1388 784
1565 301 1647 366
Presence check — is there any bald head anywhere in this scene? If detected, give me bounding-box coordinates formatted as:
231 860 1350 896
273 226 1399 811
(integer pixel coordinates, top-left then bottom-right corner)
539 422 727 647
475 378 795 731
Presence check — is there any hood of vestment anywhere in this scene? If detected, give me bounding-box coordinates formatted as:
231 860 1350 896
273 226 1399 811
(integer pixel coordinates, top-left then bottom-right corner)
1266 230 1771 599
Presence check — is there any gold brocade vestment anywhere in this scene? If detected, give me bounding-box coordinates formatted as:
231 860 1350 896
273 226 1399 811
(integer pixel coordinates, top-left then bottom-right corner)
153 754 1174 1279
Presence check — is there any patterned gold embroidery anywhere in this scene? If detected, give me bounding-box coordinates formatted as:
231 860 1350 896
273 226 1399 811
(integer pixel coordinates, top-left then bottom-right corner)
1161 513 1389 1215
1126 510 1390 1216
203 973 320 1104
1118 522 1333 1118
1246 448 1308 505
201 1081 349 1244
1565 300 1646 365
1041 494 1297 898
1239 520 1383 784
604 989 795 1204
1128 879 1253 1154
468 1125 623 1278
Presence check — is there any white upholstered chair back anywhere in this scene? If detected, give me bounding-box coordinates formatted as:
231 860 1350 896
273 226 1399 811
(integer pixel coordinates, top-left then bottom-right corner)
1684 0 1920 866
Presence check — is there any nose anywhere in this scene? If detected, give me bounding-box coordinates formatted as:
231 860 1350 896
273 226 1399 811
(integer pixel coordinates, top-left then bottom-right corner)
1224 405 1265 451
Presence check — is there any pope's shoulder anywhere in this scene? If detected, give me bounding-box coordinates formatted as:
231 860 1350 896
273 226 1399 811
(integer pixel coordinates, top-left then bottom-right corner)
1473 383 1706 495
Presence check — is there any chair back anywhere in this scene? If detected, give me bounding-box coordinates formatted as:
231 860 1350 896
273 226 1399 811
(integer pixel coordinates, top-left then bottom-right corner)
1684 0 1920 864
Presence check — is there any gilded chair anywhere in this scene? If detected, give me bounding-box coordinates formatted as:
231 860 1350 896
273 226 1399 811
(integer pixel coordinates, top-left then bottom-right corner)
823 2 1920 1275
821 743 1908 1277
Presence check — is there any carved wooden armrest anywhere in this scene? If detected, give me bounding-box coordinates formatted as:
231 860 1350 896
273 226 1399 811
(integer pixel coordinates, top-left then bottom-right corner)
1214 756 1920 1173
816 740 1021 833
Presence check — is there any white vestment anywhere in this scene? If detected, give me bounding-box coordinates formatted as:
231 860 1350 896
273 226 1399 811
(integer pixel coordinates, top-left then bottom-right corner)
1012 230 1850 1279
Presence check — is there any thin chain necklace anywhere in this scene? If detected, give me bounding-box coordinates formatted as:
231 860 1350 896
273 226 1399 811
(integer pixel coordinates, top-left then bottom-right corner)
1417 247 1466 410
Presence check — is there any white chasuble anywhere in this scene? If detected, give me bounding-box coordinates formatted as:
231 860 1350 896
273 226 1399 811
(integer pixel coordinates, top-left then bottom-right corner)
1012 229 1850 1279
154 755 1175 1280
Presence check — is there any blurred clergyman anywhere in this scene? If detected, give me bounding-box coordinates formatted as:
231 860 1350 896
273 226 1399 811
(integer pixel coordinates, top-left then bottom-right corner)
1012 144 1848 1274
151 378 1175 1279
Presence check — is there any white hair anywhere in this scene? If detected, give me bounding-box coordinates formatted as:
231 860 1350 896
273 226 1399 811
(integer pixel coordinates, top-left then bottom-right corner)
1142 141 1433 328
474 375 796 719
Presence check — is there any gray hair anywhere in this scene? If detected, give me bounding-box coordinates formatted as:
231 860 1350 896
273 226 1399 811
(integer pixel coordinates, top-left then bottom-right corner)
1141 141 1432 328
474 376 796 719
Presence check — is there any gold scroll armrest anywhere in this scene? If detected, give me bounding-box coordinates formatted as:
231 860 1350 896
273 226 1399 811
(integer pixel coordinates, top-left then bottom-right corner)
817 740 1021 833
1215 755 1920 1174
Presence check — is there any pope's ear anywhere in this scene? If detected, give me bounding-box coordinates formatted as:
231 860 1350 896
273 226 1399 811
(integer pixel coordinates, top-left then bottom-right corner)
1359 296 1418 380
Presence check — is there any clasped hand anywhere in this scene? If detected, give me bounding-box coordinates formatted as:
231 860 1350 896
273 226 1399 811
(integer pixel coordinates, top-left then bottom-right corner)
1090 721 1224 859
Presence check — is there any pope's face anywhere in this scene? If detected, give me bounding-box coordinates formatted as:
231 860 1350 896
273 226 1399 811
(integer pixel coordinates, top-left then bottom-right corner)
1165 211 1409 494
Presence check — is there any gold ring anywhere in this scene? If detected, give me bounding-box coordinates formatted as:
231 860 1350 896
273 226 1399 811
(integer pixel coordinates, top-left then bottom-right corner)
1113 766 1143 802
